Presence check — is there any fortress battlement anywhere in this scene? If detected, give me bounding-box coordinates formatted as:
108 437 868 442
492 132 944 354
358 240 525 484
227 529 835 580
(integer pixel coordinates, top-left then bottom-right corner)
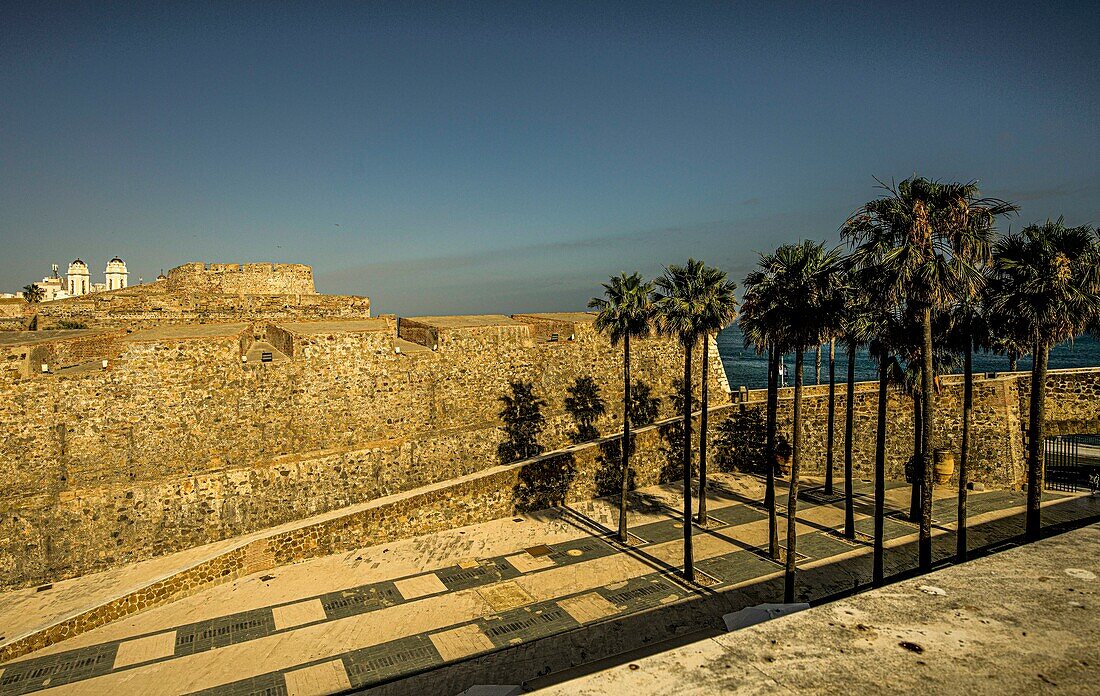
166 262 316 295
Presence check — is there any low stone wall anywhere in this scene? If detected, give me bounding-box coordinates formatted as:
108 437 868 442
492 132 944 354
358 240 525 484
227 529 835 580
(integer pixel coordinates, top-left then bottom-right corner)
729 367 1100 487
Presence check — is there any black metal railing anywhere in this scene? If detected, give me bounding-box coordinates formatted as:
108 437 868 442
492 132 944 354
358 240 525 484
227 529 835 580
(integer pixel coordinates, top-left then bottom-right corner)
1044 435 1099 493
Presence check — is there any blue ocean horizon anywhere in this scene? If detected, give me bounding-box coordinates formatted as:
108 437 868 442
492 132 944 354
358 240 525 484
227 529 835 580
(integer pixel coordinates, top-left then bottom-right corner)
717 324 1100 391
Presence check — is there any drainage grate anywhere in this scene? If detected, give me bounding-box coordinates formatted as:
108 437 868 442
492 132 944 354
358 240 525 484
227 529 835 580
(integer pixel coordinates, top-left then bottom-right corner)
484 608 567 638
440 568 487 583
0 649 115 691
604 583 667 604
197 617 266 641
346 645 437 678
321 586 402 619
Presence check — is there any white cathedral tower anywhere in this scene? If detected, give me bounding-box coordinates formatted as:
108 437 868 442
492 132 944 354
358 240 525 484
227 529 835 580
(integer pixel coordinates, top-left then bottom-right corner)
105 257 128 290
67 259 90 296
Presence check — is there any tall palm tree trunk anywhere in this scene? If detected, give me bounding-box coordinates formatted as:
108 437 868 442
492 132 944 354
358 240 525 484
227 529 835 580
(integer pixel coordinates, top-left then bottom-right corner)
825 339 836 494
815 344 821 385
919 306 935 570
697 335 710 525
910 393 922 520
682 339 695 581
843 342 856 539
873 353 889 586
766 346 780 560
618 333 632 543
783 351 804 603
1025 340 1049 542
956 339 972 562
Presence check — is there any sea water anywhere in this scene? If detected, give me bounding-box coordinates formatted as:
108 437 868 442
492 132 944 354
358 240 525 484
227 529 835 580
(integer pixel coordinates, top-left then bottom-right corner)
717 324 1100 390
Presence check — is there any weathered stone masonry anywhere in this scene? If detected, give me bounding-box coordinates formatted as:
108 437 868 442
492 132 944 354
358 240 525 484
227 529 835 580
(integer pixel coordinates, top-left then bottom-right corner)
10 261 369 331
729 367 1100 487
0 312 728 589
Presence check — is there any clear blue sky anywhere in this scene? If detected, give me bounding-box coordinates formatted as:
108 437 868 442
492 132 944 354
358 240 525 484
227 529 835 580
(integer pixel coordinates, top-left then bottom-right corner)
2 1 1097 315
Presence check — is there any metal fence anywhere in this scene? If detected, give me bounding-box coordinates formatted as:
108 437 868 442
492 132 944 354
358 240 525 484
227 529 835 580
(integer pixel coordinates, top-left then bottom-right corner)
1044 435 1099 493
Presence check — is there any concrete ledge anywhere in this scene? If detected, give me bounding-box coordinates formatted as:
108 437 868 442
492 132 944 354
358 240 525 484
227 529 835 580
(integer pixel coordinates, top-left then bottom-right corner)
536 522 1100 695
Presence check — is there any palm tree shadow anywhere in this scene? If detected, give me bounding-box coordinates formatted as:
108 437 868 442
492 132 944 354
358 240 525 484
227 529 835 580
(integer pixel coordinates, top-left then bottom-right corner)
594 380 661 497
559 504 719 593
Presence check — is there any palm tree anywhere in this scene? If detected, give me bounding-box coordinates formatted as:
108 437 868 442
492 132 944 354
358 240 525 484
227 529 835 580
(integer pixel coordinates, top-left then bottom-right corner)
987 219 1100 541
589 272 654 543
653 258 710 581
741 267 785 561
824 337 838 495
745 242 843 602
22 284 44 303
865 312 901 585
845 177 1014 571
694 265 738 525
838 265 875 538
944 299 991 562
984 302 1031 371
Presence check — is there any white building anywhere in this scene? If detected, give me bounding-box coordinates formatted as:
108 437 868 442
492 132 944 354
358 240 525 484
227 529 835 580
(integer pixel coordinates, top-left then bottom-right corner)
67 259 90 296
33 265 70 301
105 257 128 290
20 258 131 300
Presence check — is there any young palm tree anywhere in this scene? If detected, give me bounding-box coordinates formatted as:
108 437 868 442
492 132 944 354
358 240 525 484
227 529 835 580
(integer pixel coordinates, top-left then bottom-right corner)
653 258 710 581
824 337 837 495
838 266 875 538
740 266 786 561
866 324 898 585
589 272 654 543
945 299 991 562
984 302 1031 371
694 265 738 525
845 177 1014 570
987 219 1100 541
22 284 44 303
747 242 844 602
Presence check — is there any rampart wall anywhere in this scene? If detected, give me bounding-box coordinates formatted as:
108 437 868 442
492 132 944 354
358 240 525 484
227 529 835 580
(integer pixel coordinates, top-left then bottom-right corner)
166 262 316 295
730 367 1100 486
21 282 369 330
0 314 728 588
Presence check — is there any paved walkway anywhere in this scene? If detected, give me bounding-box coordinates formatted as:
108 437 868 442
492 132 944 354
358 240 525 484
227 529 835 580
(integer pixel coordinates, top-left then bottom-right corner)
0 475 1096 695
537 521 1100 695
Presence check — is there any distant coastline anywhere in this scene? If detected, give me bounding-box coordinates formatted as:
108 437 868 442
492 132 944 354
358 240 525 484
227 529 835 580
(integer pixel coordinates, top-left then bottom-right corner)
718 324 1100 391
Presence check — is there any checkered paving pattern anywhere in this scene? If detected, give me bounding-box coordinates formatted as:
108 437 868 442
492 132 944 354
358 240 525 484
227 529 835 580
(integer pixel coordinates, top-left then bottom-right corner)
0 486 1085 695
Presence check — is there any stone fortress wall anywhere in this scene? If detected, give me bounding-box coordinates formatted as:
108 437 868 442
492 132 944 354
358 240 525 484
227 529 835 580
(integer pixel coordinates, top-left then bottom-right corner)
0 308 729 589
0 260 1096 592
166 262 316 295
